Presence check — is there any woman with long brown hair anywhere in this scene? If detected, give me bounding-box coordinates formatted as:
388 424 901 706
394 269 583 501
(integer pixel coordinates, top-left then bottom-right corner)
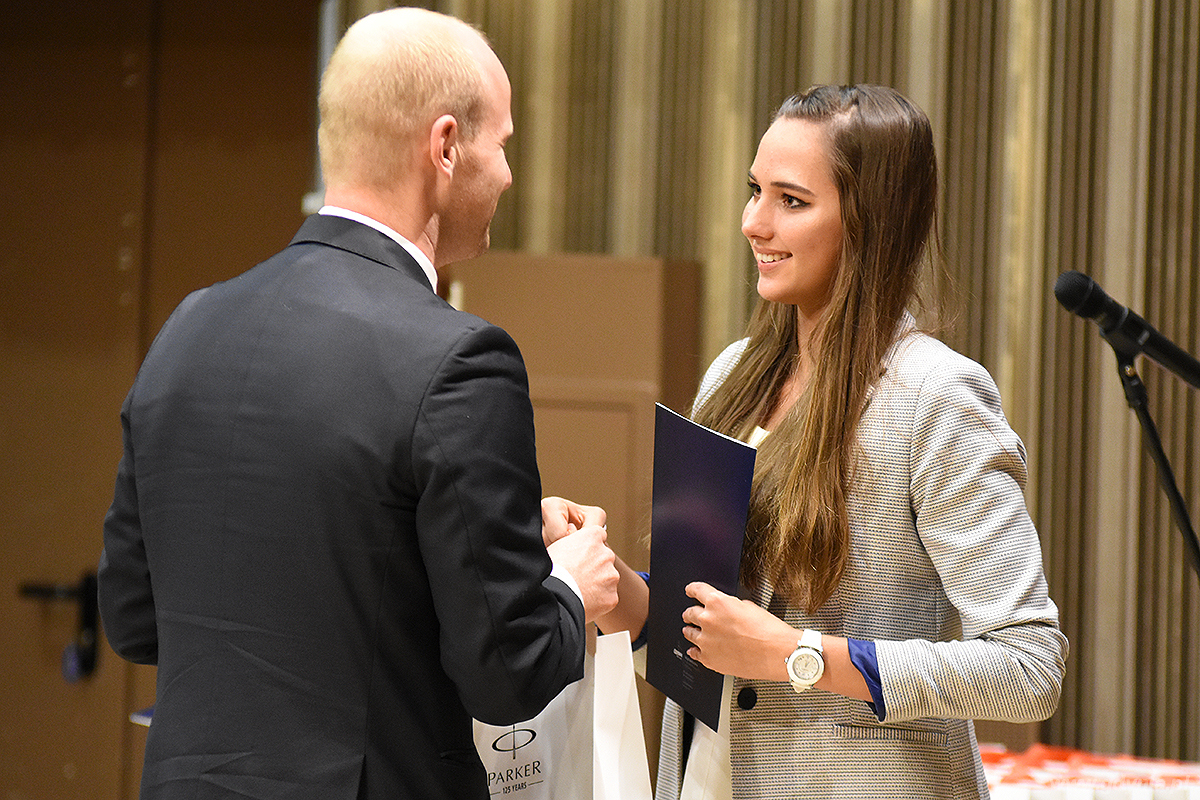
551 84 1067 799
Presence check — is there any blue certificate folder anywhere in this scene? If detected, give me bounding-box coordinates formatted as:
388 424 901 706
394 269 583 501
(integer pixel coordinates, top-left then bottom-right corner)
645 403 756 732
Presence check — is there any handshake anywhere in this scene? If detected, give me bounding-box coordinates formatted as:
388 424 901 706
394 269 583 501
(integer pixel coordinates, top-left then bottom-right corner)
541 496 621 624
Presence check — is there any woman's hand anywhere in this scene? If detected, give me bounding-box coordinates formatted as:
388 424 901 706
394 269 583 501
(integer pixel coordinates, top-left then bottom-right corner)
541 496 606 546
680 582 797 682
681 582 873 701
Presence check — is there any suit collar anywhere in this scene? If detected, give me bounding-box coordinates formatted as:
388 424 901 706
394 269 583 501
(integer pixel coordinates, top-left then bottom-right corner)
288 213 437 293
316 206 438 292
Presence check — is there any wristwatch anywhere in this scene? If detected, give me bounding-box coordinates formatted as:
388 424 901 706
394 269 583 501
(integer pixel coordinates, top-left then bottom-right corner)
784 629 825 693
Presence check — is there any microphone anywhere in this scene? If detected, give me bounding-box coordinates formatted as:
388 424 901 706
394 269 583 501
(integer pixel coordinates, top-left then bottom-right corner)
1054 270 1200 389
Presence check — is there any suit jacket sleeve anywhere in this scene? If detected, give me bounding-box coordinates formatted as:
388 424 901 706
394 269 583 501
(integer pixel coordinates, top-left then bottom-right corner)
411 322 585 725
97 389 159 665
875 354 1068 723
97 289 208 665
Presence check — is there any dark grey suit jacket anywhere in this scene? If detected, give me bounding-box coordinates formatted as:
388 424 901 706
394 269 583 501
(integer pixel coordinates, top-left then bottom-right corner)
98 214 585 800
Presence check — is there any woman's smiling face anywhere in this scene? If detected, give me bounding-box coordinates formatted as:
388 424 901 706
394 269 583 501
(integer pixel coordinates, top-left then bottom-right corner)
742 117 844 319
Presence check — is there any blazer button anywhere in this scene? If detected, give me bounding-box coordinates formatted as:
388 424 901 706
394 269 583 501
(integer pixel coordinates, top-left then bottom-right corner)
737 686 757 710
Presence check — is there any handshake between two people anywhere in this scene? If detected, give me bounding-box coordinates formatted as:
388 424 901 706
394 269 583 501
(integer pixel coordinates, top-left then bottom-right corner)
541 496 620 624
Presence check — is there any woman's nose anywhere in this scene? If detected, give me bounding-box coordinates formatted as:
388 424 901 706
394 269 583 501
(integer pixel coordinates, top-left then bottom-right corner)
741 198 769 239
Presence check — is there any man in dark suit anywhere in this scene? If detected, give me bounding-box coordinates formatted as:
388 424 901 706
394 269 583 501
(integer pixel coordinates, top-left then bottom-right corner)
97 8 619 799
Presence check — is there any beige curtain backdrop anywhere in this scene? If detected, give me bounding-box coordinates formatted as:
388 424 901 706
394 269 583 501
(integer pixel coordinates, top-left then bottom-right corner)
335 0 1200 760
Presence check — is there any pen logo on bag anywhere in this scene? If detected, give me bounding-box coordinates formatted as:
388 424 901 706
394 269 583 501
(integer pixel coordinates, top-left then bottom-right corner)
490 725 537 759
484 725 543 796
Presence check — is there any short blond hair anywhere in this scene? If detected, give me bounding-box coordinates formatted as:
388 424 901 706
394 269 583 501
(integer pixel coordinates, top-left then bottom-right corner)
317 8 487 189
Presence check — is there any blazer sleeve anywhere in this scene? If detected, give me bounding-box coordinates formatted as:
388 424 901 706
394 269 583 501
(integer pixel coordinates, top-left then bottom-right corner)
410 322 585 726
691 339 748 416
874 354 1068 724
97 389 159 665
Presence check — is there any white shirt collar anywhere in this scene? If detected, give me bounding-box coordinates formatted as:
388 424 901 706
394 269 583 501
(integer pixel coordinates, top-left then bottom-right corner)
318 206 438 294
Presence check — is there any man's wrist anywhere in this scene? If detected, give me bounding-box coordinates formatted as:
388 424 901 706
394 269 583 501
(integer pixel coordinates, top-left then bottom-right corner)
549 561 584 603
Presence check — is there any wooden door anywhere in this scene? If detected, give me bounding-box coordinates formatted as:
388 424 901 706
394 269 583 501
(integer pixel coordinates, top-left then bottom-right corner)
0 3 154 798
0 3 315 797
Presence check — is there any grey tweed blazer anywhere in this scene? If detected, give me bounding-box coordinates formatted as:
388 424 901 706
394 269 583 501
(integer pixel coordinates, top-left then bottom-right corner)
655 328 1068 800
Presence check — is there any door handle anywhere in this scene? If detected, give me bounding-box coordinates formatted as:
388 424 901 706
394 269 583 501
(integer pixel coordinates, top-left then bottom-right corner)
18 572 99 682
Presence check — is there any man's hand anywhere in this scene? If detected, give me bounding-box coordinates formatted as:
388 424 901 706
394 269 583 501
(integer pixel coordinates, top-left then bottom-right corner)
541 496 607 546
547 524 619 623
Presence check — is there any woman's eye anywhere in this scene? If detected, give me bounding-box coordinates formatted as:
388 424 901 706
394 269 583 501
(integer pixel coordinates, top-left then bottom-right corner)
747 181 761 197
783 194 805 209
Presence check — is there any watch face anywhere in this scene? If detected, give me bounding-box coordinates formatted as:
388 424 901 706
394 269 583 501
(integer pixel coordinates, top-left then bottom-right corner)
790 651 821 682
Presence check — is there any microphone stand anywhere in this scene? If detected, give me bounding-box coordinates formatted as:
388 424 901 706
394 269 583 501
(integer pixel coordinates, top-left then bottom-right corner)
1105 333 1200 579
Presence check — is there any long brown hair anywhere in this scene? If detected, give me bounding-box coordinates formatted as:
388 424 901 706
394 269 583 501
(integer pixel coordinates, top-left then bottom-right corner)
693 85 942 612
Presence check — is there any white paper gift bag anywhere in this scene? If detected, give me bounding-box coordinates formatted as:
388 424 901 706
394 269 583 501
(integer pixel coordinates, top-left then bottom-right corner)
474 629 652 800
591 630 654 800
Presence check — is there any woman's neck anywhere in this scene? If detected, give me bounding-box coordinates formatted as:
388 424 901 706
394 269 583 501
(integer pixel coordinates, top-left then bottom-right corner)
763 357 810 430
761 304 820 431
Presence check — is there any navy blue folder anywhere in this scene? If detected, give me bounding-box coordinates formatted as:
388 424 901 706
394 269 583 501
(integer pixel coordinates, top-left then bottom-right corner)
645 403 756 732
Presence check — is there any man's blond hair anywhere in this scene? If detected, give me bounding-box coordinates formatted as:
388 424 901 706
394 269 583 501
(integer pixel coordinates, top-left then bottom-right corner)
317 8 487 190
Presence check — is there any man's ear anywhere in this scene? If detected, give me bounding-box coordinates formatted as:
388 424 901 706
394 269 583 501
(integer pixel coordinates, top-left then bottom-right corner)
429 114 459 182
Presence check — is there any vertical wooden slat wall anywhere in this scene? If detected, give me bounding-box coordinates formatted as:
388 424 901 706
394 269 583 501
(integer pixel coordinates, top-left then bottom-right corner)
451 0 529 249
849 0 903 88
751 0 804 136
940 2 1005 366
562 0 615 253
1036 0 1109 750
398 0 1200 761
652 0 705 266
1176 0 1200 757
1135 0 1200 760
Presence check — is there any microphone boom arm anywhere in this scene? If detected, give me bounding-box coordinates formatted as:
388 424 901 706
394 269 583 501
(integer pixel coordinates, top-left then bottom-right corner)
1111 350 1200 579
1054 269 1199 578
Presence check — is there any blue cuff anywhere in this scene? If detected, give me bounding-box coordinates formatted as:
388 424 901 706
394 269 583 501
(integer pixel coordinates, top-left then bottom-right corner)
847 638 886 721
630 571 650 649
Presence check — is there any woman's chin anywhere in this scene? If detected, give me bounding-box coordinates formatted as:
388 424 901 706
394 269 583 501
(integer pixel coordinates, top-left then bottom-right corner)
756 278 793 305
